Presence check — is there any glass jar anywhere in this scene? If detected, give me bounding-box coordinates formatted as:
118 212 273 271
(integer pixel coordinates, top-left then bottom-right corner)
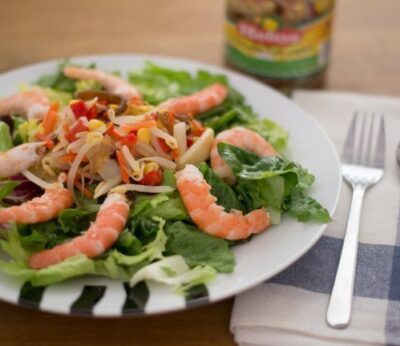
225 0 335 94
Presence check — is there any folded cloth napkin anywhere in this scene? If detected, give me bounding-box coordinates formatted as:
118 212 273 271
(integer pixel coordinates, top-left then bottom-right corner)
230 90 400 346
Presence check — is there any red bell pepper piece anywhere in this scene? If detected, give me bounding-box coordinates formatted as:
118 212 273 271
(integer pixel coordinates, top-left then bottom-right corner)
157 138 171 153
64 118 89 142
139 170 162 186
86 105 97 120
106 123 125 140
70 100 87 118
121 133 138 147
186 137 194 148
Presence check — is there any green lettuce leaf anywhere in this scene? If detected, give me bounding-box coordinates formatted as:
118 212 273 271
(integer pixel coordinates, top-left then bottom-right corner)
130 169 188 221
129 255 216 295
165 222 235 273
0 217 167 286
0 223 31 261
128 217 162 246
0 121 13 152
115 230 142 256
244 118 288 152
16 119 40 143
43 88 72 106
35 60 96 94
0 181 20 204
19 221 66 252
287 188 332 223
129 62 228 105
58 204 99 234
110 216 167 267
217 143 330 223
198 162 243 212
75 79 102 93
36 61 77 93
131 192 188 221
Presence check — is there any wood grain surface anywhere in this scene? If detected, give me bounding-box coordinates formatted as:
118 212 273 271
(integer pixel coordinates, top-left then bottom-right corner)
0 1 399 345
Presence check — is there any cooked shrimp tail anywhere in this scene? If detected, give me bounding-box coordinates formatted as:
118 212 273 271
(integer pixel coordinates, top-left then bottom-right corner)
0 186 73 225
158 83 228 116
63 66 141 101
0 90 49 119
0 142 46 178
176 164 270 240
210 127 278 184
28 193 129 269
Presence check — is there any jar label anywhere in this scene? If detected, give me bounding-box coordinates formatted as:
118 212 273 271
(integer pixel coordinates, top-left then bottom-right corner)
225 3 334 79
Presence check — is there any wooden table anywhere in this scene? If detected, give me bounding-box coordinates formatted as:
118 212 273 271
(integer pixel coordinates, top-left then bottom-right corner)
0 1 399 345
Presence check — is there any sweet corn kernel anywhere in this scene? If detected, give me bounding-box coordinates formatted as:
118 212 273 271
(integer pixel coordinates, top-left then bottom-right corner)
137 128 151 143
127 104 154 115
88 119 106 131
144 162 159 174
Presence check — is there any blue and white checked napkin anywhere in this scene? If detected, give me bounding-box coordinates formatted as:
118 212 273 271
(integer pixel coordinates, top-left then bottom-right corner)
231 91 400 346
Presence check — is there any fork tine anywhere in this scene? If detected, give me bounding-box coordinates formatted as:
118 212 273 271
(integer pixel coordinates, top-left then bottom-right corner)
342 112 357 163
372 116 385 168
364 113 375 165
355 113 367 164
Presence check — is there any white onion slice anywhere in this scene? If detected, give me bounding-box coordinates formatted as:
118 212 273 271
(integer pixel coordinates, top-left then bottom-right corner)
173 122 187 157
135 141 159 157
138 156 176 170
93 175 122 199
112 184 174 194
150 128 178 149
176 128 214 169
98 159 120 180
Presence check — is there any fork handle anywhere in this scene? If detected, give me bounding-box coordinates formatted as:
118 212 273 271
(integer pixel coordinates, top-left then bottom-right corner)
327 185 366 329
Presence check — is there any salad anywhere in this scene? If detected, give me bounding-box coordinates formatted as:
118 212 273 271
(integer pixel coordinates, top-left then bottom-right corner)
0 61 330 294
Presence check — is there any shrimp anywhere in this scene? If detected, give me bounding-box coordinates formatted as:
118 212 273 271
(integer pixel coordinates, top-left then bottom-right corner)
158 83 228 116
210 127 278 184
0 90 49 119
176 164 270 240
0 142 45 178
28 193 129 269
0 186 73 225
63 66 141 101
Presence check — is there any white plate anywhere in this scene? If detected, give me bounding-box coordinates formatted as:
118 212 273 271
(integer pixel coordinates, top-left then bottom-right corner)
0 54 341 316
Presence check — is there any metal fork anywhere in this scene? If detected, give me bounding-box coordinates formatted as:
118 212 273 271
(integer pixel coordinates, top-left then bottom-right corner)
326 112 385 329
